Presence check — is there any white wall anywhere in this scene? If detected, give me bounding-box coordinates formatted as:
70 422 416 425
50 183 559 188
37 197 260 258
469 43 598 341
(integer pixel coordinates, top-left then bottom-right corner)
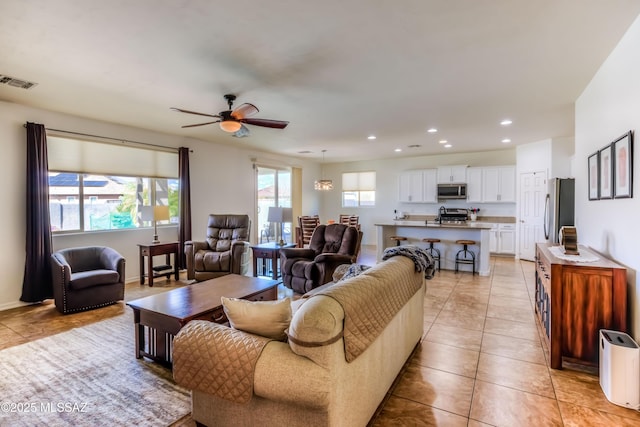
575 14 640 339
320 149 517 246
0 100 320 310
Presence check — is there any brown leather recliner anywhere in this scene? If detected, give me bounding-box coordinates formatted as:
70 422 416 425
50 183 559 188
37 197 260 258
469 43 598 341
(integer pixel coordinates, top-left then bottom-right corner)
185 214 251 281
280 223 362 294
50 246 125 314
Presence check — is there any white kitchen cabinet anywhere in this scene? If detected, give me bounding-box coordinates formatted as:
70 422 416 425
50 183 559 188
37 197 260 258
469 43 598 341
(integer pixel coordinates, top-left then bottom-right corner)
487 223 498 253
481 166 516 202
398 170 423 202
498 224 516 254
437 165 467 183
422 169 438 202
466 167 483 202
398 169 437 203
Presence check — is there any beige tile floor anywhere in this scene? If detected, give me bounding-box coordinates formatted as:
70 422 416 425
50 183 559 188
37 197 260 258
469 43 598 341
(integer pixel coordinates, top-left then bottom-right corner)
2 247 640 426
370 253 640 426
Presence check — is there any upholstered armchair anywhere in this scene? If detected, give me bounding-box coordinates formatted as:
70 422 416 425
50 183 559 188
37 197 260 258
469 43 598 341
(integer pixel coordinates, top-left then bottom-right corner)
185 214 251 281
280 223 362 294
51 246 125 314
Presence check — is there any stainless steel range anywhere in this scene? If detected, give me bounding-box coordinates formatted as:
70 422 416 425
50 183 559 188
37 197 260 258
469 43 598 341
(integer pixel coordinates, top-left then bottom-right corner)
436 207 469 224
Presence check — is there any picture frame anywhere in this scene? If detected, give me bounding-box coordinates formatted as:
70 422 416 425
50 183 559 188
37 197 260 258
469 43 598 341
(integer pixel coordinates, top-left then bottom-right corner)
613 131 633 198
588 151 599 200
598 144 613 199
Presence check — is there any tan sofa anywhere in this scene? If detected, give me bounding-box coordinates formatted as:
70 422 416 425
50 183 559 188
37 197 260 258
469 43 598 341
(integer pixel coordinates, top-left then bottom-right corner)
173 255 426 427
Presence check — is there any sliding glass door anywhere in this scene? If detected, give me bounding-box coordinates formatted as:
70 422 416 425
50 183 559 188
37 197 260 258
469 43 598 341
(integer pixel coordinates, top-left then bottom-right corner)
256 166 292 244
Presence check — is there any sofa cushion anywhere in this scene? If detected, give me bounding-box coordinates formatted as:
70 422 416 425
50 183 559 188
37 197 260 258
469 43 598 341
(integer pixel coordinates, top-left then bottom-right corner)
69 269 120 290
222 297 292 341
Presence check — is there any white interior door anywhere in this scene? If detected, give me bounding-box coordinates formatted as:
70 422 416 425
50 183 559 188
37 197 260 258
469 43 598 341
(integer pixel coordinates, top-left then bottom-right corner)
519 171 547 261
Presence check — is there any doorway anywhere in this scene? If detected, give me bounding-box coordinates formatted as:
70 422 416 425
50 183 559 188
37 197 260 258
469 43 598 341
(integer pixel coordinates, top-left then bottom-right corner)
255 165 292 244
518 171 547 261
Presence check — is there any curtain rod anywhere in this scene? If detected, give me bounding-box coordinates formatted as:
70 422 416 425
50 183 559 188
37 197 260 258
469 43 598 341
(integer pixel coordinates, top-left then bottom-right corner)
23 124 188 152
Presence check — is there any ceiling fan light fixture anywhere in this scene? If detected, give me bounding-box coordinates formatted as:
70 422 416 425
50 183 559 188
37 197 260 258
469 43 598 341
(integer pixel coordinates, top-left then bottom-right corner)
220 120 242 133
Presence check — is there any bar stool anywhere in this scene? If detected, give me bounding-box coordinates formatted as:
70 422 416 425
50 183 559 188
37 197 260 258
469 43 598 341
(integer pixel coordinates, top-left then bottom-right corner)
455 239 476 275
389 236 407 246
422 238 441 272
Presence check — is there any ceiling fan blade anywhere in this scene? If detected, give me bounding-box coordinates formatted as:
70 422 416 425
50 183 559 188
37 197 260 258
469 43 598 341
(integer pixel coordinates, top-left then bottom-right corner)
171 107 221 119
181 120 220 128
240 118 289 129
232 124 251 138
231 103 259 120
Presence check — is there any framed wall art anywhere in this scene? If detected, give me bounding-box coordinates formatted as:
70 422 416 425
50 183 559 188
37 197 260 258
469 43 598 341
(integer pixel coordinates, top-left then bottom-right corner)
588 151 599 200
613 131 633 198
599 144 613 199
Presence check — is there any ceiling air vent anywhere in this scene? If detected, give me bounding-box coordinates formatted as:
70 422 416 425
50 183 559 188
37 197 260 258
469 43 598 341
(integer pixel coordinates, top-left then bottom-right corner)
0 74 38 90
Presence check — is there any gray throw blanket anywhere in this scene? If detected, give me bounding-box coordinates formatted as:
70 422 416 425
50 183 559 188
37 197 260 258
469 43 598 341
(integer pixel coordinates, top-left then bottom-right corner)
382 245 435 279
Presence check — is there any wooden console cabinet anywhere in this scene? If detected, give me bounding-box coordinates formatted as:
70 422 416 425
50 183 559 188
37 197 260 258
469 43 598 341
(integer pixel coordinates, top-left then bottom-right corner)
535 243 627 369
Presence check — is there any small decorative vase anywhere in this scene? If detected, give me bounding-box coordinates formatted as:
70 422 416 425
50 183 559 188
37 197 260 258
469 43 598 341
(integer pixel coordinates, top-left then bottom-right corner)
470 213 477 222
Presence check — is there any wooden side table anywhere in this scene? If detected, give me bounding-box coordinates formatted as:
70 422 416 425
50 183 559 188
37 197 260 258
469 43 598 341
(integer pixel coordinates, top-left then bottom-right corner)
251 242 296 280
138 241 180 287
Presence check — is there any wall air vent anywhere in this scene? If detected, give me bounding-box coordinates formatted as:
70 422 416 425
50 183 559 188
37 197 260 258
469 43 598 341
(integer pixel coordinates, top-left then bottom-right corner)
0 74 38 90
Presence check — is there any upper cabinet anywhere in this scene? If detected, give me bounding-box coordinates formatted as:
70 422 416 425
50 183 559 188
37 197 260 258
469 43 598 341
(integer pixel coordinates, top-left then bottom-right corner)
466 167 483 203
437 165 467 183
422 169 438 202
398 169 437 203
482 166 516 202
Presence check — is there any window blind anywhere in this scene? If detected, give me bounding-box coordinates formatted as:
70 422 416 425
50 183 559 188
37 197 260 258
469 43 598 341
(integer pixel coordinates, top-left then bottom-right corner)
342 171 376 191
47 136 178 178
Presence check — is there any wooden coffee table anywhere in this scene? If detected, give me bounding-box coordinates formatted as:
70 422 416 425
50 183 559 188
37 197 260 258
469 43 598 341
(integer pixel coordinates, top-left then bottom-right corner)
127 274 279 365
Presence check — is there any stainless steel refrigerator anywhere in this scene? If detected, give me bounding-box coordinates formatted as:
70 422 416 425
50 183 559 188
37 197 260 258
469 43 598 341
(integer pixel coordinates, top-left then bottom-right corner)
544 178 575 243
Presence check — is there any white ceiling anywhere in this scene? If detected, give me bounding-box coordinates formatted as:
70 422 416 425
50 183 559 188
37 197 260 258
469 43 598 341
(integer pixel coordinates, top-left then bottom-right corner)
1 1 639 162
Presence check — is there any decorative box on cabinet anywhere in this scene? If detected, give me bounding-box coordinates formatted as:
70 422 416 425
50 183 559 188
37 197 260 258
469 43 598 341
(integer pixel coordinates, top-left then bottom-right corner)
534 243 627 369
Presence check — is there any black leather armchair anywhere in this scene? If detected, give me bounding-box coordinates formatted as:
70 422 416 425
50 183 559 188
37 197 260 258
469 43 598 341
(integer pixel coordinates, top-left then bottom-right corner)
185 214 251 281
280 223 362 294
51 246 125 314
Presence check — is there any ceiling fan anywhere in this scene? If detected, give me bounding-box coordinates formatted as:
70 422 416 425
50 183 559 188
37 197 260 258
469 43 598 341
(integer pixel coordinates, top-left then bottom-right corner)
171 94 289 137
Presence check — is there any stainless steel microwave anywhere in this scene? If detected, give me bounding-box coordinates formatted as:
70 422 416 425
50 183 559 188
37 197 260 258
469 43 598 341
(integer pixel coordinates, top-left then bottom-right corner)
437 183 467 199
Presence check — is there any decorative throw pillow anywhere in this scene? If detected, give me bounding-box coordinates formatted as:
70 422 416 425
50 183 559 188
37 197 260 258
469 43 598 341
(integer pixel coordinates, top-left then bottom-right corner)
221 297 291 341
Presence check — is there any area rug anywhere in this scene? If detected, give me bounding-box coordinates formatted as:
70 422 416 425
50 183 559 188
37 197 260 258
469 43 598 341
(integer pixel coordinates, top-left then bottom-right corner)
0 315 191 426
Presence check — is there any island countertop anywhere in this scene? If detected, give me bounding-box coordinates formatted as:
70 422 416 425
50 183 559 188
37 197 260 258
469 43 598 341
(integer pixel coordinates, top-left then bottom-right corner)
375 220 493 229
375 221 492 276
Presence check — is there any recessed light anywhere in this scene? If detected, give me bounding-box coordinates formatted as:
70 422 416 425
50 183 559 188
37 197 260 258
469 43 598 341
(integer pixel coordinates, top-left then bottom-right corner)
427 128 438 133
444 144 452 148
367 135 376 140
500 119 513 126
394 148 402 152
502 138 512 144
439 140 448 144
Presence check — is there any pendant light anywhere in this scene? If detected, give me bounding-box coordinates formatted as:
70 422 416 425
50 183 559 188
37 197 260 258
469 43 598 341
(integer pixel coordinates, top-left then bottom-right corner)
314 150 333 191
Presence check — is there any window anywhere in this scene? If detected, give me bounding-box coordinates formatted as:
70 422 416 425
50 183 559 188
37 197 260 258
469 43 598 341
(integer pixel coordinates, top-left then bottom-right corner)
46 135 179 233
49 172 178 232
342 171 376 207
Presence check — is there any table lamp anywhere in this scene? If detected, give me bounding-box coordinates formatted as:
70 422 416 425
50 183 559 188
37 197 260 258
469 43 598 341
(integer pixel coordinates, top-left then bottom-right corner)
141 205 170 243
267 206 293 246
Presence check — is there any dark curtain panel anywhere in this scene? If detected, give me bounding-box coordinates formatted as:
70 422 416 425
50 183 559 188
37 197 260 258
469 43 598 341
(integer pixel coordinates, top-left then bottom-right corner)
21 122 53 302
178 147 192 269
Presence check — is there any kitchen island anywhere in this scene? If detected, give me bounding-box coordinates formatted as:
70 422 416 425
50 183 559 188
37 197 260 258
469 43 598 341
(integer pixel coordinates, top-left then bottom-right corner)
375 221 493 276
